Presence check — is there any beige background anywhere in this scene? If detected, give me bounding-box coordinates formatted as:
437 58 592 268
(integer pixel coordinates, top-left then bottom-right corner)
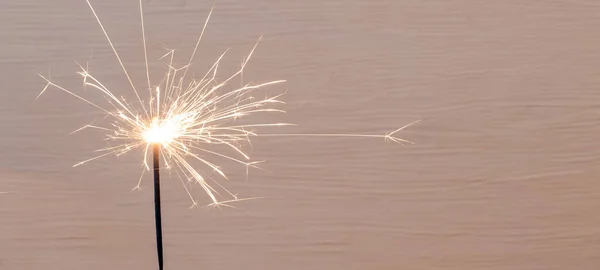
2 0 600 269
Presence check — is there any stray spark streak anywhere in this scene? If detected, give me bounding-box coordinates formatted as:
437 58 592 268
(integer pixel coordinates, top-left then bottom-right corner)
37 0 417 208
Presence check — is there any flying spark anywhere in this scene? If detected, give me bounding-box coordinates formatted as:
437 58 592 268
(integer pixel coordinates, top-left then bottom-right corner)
37 0 417 208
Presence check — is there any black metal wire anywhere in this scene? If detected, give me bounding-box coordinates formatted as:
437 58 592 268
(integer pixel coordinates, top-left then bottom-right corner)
153 145 164 270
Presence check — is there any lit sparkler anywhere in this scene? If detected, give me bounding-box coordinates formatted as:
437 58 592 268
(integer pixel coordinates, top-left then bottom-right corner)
37 1 417 269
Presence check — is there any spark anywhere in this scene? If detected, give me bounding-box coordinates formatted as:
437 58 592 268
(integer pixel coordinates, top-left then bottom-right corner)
37 0 416 207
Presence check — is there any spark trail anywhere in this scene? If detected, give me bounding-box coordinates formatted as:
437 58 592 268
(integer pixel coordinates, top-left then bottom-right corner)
37 0 417 208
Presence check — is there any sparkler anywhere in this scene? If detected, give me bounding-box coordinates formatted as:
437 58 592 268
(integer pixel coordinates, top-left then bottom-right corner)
37 0 418 269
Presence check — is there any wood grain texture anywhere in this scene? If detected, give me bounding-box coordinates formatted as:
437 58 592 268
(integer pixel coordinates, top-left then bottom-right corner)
1 0 600 269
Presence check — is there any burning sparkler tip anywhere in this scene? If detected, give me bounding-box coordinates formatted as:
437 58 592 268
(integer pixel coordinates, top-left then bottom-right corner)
41 0 416 207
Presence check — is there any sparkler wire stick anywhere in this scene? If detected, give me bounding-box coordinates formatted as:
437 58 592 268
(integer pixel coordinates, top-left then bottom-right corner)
153 144 164 270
